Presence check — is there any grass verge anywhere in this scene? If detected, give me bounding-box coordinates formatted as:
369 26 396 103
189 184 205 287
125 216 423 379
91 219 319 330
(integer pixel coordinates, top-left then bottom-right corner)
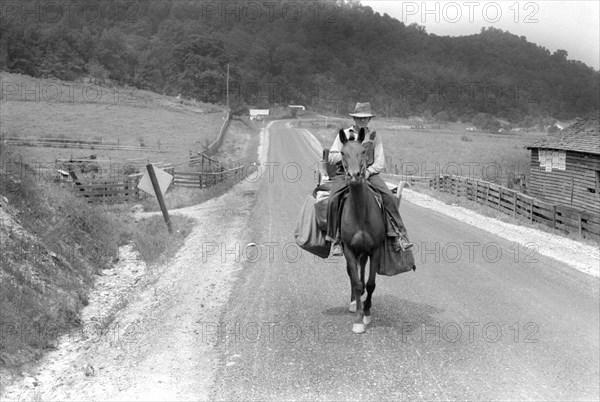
0 146 195 368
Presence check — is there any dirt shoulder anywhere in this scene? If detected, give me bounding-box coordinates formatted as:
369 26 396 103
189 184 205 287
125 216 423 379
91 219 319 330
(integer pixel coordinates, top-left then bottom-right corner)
0 121 271 402
0 175 259 401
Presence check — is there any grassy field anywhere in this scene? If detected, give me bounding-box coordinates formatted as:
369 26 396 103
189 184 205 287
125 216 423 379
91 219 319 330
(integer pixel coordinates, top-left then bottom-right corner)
300 115 546 188
0 72 257 175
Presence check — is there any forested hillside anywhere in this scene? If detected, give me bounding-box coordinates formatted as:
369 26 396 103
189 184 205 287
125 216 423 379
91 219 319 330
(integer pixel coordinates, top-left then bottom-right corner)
1 0 598 122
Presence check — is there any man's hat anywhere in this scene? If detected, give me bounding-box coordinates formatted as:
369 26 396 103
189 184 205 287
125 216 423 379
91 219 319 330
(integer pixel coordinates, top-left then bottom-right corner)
349 102 375 118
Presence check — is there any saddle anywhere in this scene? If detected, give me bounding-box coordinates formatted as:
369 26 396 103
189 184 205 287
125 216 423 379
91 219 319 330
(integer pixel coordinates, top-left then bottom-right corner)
313 181 383 232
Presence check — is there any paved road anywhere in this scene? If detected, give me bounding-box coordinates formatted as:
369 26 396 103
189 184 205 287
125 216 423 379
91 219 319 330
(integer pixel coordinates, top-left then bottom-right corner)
212 121 599 400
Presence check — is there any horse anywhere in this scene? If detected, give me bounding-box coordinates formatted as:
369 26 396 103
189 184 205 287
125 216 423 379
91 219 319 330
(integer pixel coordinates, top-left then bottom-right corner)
338 128 386 334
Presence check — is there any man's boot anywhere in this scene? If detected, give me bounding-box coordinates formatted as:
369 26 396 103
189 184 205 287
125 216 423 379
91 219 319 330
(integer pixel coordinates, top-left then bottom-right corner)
393 236 413 252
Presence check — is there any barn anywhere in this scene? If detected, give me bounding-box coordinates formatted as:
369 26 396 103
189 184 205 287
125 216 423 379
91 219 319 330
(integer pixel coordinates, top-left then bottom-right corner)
526 117 599 214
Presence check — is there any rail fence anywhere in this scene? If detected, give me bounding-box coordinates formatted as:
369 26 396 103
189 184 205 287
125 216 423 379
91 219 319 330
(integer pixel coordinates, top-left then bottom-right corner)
7 109 240 203
385 173 600 241
173 165 249 188
68 153 251 202
4 136 164 152
204 111 232 155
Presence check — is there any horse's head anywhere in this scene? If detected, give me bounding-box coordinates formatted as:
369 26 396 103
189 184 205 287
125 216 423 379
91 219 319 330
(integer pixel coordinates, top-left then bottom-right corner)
339 128 369 185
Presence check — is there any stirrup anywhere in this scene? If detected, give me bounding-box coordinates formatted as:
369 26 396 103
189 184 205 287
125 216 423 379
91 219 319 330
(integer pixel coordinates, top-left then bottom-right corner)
331 243 344 257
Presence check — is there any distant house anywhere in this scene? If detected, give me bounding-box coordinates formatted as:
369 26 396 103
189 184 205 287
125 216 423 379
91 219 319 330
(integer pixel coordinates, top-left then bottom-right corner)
249 109 269 120
553 120 574 130
526 117 600 213
288 105 305 117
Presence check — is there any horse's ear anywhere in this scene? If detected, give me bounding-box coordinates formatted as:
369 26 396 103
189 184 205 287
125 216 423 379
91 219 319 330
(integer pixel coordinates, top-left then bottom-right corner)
339 129 348 144
358 128 366 143
369 130 377 141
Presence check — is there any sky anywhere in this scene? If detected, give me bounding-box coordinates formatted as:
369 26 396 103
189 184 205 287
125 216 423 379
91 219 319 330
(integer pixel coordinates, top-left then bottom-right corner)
362 1 600 70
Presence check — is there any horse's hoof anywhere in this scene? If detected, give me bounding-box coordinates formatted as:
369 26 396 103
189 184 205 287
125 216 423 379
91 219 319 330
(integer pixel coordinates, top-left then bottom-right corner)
363 315 372 326
352 323 366 334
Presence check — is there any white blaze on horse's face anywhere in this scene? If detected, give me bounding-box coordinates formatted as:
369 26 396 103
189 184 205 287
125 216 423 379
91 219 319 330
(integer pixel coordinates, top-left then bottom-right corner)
339 128 367 184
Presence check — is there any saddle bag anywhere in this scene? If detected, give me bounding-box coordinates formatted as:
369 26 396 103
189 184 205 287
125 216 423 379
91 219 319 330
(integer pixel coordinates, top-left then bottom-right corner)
378 236 416 276
294 195 331 259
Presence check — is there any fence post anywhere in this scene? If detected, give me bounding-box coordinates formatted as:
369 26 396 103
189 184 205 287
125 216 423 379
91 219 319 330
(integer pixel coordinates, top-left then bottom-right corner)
578 212 582 236
530 198 534 222
513 191 517 218
552 205 557 228
497 187 501 210
485 183 489 207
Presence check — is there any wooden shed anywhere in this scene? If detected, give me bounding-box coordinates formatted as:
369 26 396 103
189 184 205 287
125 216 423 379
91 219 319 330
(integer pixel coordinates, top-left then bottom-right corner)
526 117 599 214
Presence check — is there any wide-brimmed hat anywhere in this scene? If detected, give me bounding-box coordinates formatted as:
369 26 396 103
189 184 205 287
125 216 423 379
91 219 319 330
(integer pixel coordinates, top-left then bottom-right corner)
349 102 375 118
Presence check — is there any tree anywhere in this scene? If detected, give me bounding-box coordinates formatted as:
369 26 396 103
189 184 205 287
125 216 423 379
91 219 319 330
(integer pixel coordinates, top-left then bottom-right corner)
87 61 109 85
434 111 449 123
472 113 499 131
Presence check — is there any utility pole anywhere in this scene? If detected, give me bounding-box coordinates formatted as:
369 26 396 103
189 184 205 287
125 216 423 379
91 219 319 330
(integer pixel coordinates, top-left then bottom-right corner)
226 63 230 110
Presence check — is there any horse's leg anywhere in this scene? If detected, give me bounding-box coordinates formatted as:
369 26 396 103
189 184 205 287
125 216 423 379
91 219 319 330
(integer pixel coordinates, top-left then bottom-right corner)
360 255 368 296
345 252 365 334
363 249 380 326
348 255 368 313
347 263 356 312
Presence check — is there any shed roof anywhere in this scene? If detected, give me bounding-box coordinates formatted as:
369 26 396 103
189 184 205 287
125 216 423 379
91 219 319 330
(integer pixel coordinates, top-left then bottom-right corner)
527 117 600 155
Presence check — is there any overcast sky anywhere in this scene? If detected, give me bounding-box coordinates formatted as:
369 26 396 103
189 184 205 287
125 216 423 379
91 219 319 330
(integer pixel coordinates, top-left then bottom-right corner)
362 1 600 70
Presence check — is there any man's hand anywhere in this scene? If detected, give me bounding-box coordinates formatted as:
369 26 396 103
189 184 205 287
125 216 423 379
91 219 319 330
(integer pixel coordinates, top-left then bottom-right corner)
364 169 371 180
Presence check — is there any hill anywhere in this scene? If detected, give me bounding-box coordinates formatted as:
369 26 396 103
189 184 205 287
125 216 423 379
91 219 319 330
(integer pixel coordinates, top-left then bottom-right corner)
1 0 598 122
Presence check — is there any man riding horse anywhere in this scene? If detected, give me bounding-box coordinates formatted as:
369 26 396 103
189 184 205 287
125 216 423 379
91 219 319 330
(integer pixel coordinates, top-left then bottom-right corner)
326 102 413 257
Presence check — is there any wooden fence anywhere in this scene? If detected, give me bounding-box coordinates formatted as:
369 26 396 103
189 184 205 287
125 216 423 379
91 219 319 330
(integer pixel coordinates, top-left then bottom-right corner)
173 165 249 188
429 175 600 241
189 152 220 170
5 136 163 152
204 110 232 155
70 163 172 203
72 174 143 203
69 154 251 201
383 173 600 241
